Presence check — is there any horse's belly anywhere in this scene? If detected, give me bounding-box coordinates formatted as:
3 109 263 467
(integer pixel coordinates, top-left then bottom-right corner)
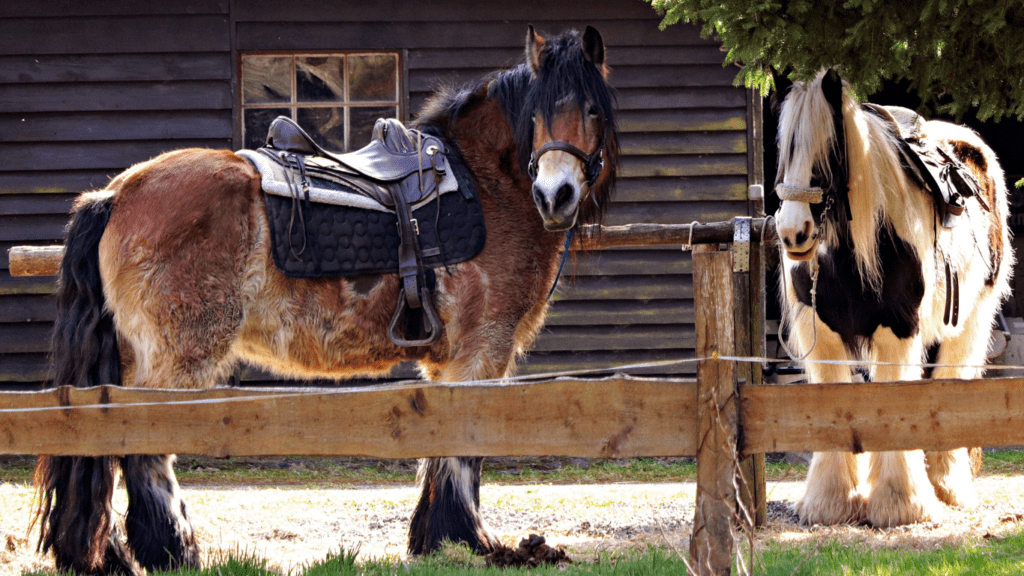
233 272 420 380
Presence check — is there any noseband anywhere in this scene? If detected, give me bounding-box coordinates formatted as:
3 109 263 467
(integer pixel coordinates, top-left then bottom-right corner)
775 183 823 204
776 182 844 227
528 137 605 188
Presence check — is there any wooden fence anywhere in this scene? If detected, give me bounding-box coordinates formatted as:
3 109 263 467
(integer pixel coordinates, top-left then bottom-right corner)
8 219 1024 575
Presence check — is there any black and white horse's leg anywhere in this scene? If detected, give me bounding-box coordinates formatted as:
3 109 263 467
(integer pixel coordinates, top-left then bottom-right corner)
408 456 499 554
35 456 142 576
790 309 868 525
924 307 995 508
865 327 943 527
408 350 506 555
122 455 200 571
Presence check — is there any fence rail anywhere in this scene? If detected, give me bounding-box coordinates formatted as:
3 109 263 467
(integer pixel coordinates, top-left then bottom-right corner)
3 375 1022 458
8 218 1017 576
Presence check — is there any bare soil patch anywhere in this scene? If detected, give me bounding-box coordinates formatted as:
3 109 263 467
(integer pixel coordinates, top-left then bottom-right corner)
1 462 1022 575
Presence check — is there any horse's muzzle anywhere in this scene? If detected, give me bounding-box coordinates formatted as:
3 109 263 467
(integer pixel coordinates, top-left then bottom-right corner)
542 216 576 232
784 240 819 261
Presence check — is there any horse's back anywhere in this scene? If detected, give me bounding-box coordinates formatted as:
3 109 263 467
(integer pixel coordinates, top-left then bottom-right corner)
97 149 264 388
927 121 1009 226
104 148 262 244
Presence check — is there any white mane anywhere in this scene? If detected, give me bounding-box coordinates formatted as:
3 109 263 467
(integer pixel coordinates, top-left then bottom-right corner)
777 71 914 291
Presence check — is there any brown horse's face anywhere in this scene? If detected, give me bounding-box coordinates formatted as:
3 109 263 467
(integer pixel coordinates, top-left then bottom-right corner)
529 101 603 230
524 25 610 231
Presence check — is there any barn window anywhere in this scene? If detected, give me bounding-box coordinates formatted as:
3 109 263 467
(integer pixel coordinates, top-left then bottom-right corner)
240 53 400 151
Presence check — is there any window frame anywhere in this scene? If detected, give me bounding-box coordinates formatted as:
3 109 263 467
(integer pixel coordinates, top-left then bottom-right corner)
238 50 404 152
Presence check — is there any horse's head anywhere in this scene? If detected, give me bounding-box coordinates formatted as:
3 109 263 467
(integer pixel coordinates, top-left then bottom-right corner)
521 25 617 231
774 70 850 260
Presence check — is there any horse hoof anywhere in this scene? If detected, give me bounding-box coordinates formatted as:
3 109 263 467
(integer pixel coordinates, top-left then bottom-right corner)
794 492 867 525
866 488 944 527
933 482 978 508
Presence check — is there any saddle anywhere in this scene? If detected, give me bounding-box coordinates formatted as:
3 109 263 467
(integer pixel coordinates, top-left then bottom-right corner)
238 116 468 347
863 103 985 229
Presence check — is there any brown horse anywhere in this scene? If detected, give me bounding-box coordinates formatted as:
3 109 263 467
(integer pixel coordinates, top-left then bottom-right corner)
36 25 617 575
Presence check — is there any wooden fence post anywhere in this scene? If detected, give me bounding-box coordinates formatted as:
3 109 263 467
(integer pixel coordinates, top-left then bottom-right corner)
690 243 738 575
732 219 767 528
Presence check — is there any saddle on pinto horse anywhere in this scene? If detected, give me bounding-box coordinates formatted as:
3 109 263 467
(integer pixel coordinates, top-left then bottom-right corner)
237 117 485 347
863 103 986 229
864 104 992 327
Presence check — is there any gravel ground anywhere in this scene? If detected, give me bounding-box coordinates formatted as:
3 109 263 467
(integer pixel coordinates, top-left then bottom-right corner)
1 474 1023 574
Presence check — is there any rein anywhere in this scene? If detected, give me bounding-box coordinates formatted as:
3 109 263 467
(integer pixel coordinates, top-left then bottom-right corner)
776 187 836 361
527 132 606 300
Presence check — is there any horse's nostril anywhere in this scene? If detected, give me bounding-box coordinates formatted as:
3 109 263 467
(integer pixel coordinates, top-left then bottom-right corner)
782 236 793 248
553 183 574 212
532 185 546 209
795 231 808 246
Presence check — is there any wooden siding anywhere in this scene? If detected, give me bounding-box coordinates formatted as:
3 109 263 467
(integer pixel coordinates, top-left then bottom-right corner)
0 0 754 386
0 1 233 383
233 2 753 379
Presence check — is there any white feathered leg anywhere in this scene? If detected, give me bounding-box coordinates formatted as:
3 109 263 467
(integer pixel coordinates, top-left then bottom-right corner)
865 327 943 526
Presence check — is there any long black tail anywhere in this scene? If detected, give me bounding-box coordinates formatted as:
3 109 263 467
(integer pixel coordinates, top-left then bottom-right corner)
35 193 140 575
51 193 120 389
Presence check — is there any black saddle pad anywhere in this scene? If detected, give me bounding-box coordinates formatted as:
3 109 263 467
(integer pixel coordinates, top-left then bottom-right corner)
264 148 486 278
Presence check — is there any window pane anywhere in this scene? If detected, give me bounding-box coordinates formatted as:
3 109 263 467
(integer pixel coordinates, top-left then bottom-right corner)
298 107 346 152
348 54 397 102
350 106 398 150
297 56 345 103
242 56 291 104
244 108 291 149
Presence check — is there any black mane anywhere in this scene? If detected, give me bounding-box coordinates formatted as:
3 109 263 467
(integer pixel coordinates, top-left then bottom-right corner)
414 28 618 227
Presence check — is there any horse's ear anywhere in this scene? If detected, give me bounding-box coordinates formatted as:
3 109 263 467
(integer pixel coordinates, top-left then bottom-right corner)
582 26 605 68
526 25 546 75
821 69 844 113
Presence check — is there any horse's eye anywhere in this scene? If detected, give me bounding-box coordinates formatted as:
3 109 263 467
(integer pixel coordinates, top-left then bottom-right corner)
586 106 598 118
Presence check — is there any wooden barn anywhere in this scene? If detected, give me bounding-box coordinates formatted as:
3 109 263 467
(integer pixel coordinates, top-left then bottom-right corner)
0 0 761 389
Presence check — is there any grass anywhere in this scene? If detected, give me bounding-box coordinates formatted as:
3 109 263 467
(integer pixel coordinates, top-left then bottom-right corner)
754 529 1024 575
3 450 1023 488
24 529 1023 576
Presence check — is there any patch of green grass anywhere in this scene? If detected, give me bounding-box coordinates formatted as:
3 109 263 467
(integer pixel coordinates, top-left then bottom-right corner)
0 456 36 485
299 543 693 576
5 451 1023 489
982 449 1024 476
298 547 359 576
757 529 1024 575
23 528 1024 575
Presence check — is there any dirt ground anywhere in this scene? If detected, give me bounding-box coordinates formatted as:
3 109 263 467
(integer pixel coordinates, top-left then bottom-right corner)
2 471 1023 575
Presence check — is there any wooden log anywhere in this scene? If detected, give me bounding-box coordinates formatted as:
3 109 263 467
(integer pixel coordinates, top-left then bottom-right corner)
740 377 1024 455
0 376 698 458
7 220 777 277
690 245 736 576
8 245 63 277
578 218 775 250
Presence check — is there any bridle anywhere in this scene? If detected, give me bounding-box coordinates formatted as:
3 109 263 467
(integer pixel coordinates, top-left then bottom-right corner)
775 182 823 205
776 180 842 230
527 136 606 189
527 128 607 301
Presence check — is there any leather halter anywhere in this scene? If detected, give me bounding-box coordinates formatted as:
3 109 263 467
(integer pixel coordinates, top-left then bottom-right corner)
527 134 606 301
528 138 605 188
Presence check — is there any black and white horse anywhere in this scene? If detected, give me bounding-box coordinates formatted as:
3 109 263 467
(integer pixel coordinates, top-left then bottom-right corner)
775 70 1012 527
